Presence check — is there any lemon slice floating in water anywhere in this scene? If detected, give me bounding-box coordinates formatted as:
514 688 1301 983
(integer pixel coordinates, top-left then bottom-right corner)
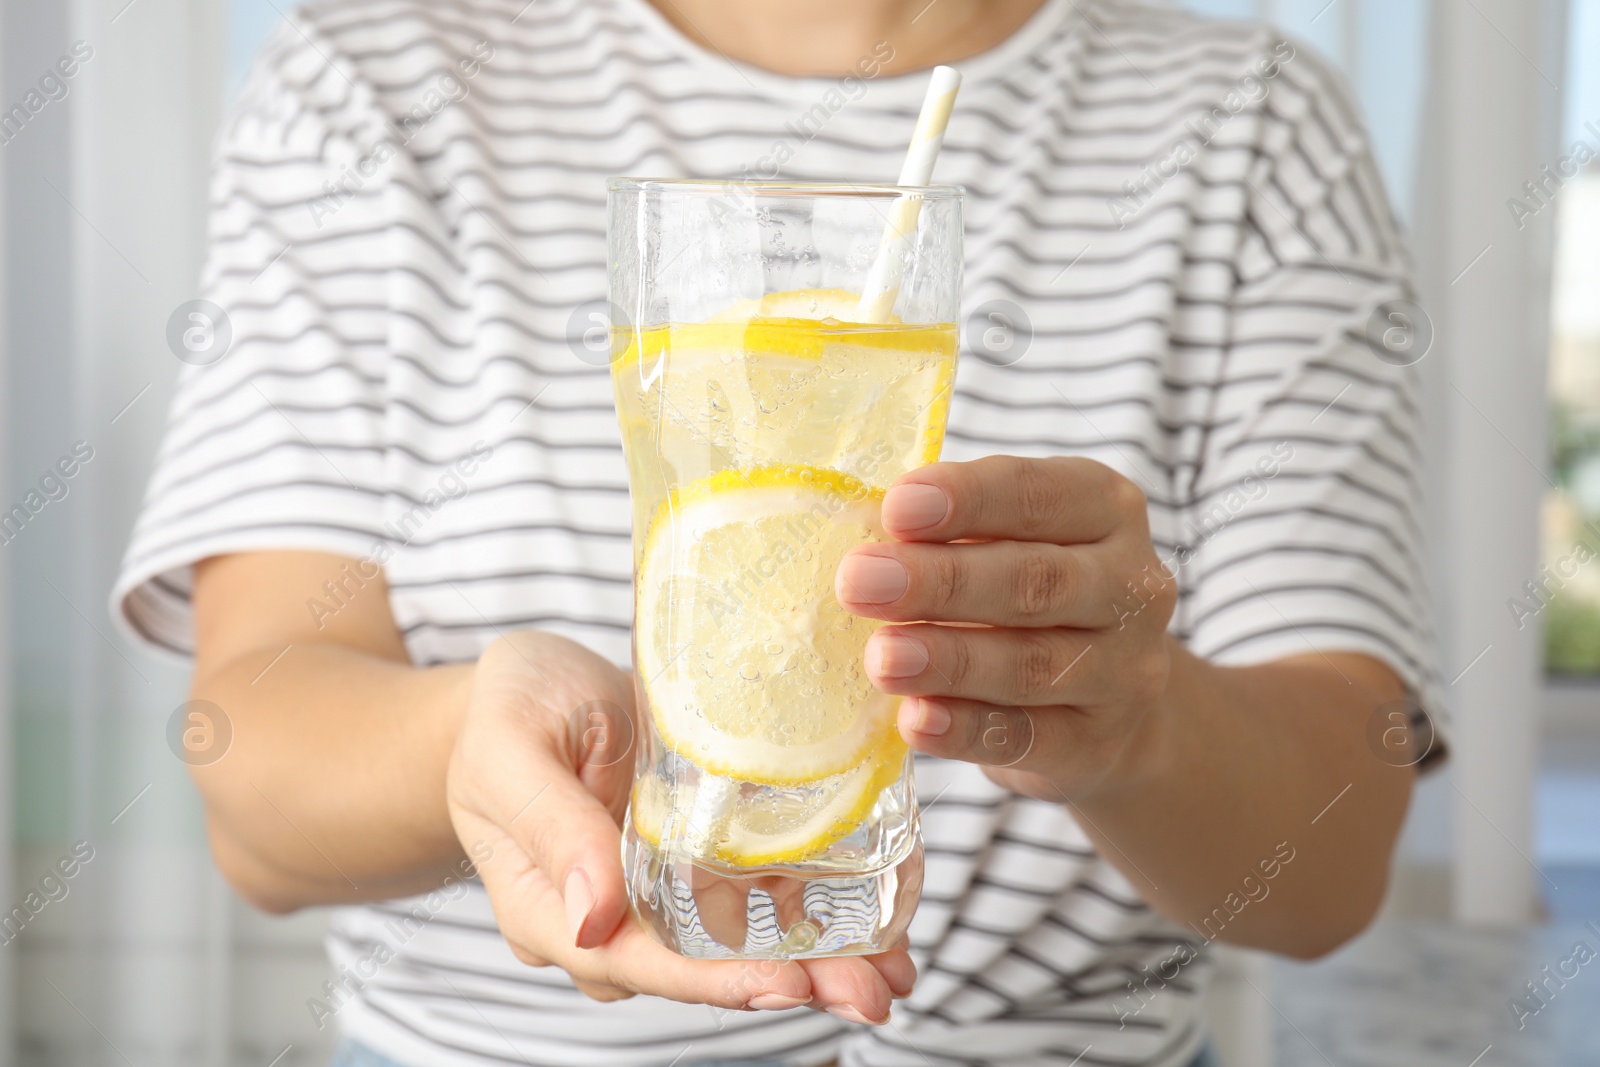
611 290 956 477
635 465 900 785
630 742 907 868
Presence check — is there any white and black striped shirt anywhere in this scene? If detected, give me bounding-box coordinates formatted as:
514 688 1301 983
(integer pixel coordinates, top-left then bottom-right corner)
113 0 1443 1064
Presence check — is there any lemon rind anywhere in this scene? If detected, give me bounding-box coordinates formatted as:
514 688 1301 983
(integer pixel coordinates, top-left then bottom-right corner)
629 736 909 868
611 318 957 369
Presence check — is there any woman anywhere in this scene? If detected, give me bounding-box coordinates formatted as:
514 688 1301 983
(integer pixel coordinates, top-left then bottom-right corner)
115 0 1440 1064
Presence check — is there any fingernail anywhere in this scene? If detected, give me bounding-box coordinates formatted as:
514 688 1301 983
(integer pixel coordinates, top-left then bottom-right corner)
564 868 595 946
868 633 928 679
747 992 811 1011
839 554 908 604
826 1003 885 1025
883 483 949 532
911 698 951 738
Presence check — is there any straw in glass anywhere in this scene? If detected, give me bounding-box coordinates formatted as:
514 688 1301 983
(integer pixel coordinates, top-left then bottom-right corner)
855 65 963 323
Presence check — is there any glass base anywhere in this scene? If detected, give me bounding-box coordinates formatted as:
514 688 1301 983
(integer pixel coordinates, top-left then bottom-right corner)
623 828 922 960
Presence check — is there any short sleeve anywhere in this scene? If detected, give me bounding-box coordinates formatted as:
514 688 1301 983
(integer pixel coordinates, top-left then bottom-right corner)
112 19 400 657
1172 43 1448 763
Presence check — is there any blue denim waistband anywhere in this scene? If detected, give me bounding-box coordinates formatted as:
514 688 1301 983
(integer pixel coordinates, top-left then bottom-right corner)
330 1038 1223 1067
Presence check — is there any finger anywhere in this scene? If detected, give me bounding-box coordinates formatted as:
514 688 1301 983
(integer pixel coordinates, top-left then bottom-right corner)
509 743 632 950
473 844 818 1011
837 540 1124 628
898 696 1048 771
865 945 917 999
896 694 1151 796
565 682 642 826
692 870 756 952
448 806 554 970
865 623 1101 705
589 922 815 1011
799 955 895 1024
572 979 636 1003
882 455 1146 545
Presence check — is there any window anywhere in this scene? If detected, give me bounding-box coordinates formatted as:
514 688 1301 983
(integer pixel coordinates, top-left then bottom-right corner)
1544 0 1600 676
228 0 281 98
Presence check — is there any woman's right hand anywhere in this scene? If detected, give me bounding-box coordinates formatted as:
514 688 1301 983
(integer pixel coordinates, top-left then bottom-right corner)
445 632 915 1021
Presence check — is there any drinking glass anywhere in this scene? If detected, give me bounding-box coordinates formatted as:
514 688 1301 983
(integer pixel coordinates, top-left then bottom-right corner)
609 178 962 960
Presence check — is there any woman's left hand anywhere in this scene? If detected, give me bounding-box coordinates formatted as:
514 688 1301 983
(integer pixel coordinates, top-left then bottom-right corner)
836 455 1178 803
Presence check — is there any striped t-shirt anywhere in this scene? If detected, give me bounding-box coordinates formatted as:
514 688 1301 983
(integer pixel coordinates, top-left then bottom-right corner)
113 0 1443 1064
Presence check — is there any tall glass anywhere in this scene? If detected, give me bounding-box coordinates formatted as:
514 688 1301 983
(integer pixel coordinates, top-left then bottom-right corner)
609 179 962 960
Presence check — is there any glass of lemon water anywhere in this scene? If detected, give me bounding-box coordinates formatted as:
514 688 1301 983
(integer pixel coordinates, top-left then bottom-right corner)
608 178 961 960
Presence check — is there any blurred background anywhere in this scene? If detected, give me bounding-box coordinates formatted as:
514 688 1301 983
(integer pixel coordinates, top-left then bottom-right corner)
0 0 1597 1063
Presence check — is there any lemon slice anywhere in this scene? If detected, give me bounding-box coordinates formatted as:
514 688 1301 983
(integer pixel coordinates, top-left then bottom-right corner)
630 741 908 867
611 318 948 366
725 743 906 865
611 287 943 368
636 466 899 784
612 299 956 483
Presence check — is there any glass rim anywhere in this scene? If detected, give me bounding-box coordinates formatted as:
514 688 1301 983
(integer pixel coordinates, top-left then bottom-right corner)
607 177 964 200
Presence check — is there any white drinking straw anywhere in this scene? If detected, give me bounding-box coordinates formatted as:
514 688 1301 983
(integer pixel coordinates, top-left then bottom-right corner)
856 65 963 323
